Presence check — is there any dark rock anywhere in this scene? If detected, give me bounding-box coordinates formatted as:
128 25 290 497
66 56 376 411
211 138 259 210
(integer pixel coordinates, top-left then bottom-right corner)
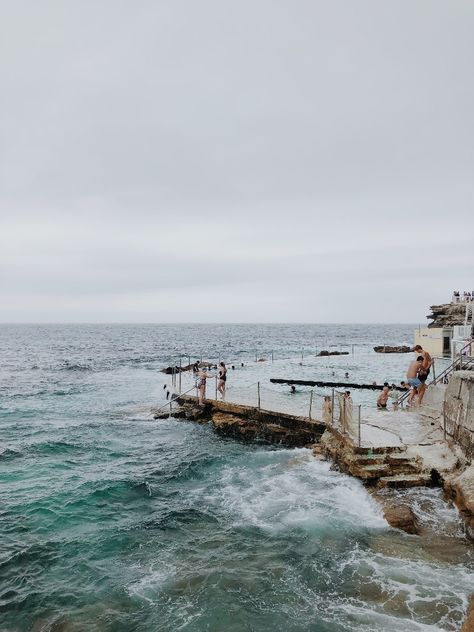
316 350 350 356
160 362 213 374
382 503 419 534
152 405 185 420
373 345 412 353
153 410 173 420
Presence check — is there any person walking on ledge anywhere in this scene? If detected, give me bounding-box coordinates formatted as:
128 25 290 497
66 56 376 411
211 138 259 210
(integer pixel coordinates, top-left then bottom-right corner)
217 362 227 398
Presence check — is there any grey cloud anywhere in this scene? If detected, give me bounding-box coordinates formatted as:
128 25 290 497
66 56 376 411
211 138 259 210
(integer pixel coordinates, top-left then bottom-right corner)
0 1 473 322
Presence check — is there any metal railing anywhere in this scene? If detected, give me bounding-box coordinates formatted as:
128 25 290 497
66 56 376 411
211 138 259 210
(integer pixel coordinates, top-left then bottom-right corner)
152 385 198 417
156 377 365 446
327 389 362 447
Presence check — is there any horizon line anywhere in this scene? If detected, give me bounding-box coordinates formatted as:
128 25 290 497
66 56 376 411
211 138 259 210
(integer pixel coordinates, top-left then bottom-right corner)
0 321 422 326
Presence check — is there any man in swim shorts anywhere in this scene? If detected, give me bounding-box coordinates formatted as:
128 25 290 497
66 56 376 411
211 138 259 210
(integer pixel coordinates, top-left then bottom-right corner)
377 382 390 409
413 345 432 405
406 356 424 406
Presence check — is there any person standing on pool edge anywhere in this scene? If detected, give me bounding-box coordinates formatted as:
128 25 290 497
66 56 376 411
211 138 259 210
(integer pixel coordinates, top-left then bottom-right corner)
413 345 432 405
197 367 215 405
217 362 227 398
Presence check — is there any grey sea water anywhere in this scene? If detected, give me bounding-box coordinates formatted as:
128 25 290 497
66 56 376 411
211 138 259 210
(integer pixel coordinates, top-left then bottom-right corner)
0 324 473 632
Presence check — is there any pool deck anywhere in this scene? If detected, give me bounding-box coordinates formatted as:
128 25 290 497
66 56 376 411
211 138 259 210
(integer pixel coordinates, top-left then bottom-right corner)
353 384 460 474
167 385 461 486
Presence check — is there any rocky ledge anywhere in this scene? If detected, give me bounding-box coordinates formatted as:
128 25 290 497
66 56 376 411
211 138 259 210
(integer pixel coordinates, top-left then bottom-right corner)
379 499 419 534
427 302 467 328
167 396 327 448
152 396 470 537
444 465 474 539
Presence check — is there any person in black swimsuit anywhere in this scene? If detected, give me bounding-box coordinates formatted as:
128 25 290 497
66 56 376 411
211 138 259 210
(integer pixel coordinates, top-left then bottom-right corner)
217 362 227 398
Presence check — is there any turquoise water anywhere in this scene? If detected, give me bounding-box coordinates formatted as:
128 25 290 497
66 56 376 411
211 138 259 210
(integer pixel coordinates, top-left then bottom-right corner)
0 324 473 631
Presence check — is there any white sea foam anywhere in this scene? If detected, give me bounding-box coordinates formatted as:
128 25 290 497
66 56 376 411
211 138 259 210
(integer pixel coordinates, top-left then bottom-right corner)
126 561 177 604
200 448 387 532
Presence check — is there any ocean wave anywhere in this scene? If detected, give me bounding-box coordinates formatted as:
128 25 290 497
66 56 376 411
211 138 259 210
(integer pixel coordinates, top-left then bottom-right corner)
211 448 387 533
0 447 22 461
60 362 93 371
27 441 83 457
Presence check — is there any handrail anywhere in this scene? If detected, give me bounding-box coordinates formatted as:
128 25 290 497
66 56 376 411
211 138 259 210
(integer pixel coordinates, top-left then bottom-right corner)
396 339 474 407
431 339 473 385
152 385 198 415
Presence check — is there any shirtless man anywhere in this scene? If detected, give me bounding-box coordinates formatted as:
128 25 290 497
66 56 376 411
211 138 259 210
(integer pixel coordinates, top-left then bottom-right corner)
377 382 390 409
413 345 432 405
406 356 424 406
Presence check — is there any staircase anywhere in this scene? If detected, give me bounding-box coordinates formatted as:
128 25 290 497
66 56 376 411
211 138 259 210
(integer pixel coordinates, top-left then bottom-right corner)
320 431 434 488
345 450 432 488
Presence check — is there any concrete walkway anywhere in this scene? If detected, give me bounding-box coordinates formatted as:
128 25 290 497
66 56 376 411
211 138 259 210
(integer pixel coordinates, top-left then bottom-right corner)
358 402 459 474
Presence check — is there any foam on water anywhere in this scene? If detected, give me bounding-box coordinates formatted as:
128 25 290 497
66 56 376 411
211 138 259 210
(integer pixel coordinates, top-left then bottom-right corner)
211 448 387 532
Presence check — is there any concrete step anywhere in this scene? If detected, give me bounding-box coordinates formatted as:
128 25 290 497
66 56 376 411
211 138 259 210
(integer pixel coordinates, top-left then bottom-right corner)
349 454 387 466
377 474 433 489
386 453 413 465
349 463 391 479
385 453 422 474
354 445 403 455
388 463 421 475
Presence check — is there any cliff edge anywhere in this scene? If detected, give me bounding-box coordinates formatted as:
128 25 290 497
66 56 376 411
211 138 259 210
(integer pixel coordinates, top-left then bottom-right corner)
427 303 466 328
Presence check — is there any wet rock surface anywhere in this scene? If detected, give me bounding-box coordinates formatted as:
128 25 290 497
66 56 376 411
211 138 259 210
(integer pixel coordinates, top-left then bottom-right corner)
172 396 325 447
461 595 474 632
319 429 431 489
210 410 318 446
445 465 474 540
381 502 420 534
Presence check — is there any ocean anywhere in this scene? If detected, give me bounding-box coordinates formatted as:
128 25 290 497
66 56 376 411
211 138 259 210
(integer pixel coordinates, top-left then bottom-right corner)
1 324 473 631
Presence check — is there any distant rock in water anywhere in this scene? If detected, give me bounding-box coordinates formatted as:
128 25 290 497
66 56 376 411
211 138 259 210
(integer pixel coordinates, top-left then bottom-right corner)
316 350 349 357
373 345 412 353
160 361 213 374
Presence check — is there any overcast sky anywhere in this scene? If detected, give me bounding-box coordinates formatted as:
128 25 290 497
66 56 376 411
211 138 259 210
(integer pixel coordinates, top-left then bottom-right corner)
1 1 473 323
